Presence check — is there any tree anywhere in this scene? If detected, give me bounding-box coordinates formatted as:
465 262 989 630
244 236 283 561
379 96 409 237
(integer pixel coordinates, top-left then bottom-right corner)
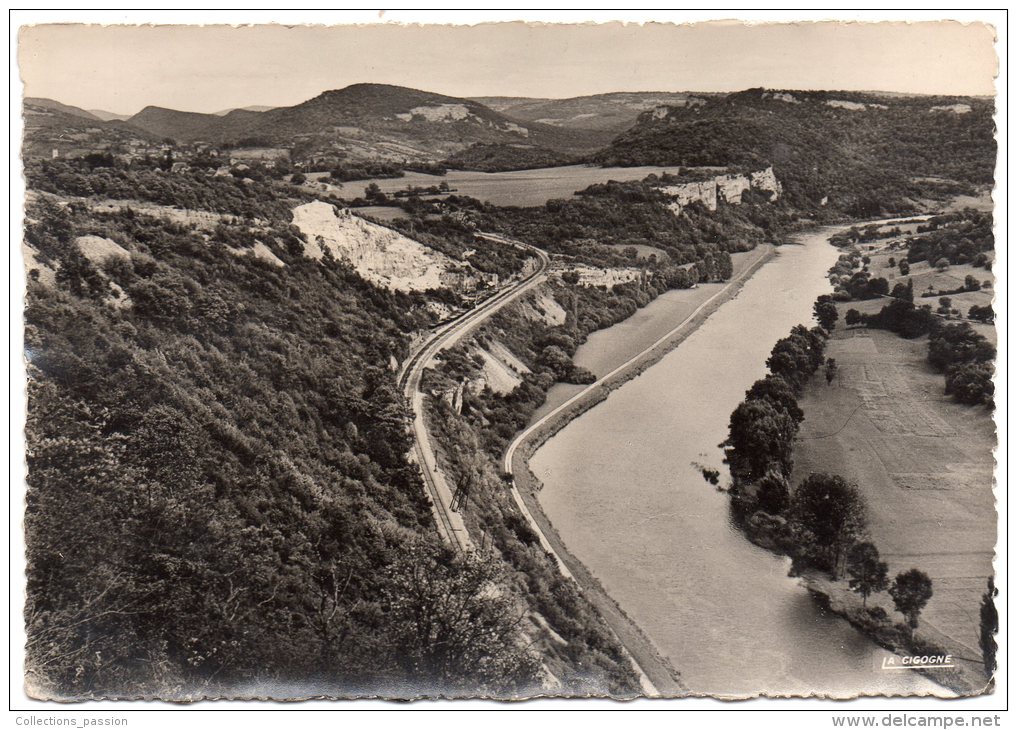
789 473 867 577
364 182 385 203
964 275 981 292
944 362 994 406
980 578 998 677
846 542 888 607
927 323 996 371
867 277 890 299
538 344 574 381
968 304 994 324
898 260 910 276
724 399 798 481
824 358 838 385
845 308 864 327
766 329 824 390
745 375 804 425
756 469 790 515
889 280 914 302
935 258 950 272
814 296 839 331
290 172 307 185
889 569 934 633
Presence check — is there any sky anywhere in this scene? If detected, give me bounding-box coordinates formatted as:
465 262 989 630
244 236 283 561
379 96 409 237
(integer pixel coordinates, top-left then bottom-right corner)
18 20 998 115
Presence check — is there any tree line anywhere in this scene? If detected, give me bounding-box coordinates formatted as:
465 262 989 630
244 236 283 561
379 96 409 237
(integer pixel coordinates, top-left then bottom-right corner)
723 301 940 644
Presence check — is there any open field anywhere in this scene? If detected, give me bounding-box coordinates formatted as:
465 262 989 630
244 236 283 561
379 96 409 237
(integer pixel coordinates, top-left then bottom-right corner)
316 164 702 207
356 204 409 222
606 243 670 261
943 188 994 213
792 324 996 663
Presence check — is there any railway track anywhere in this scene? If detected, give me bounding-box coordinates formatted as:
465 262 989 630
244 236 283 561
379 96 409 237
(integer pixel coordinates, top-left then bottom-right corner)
398 232 550 551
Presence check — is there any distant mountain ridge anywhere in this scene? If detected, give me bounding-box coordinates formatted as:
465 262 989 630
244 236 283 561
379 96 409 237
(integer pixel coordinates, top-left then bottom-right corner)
120 83 614 163
213 105 277 116
473 91 716 133
24 85 996 186
88 109 132 121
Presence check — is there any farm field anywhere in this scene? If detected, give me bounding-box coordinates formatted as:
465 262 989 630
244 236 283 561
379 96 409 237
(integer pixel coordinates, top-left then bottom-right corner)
315 164 699 207
792 323 996 660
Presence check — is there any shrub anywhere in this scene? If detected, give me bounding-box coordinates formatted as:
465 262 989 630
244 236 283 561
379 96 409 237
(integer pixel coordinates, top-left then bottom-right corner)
945 362 994 406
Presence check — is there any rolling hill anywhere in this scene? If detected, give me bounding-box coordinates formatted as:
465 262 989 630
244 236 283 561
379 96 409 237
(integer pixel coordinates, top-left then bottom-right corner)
25 97 101 121
22 98 159 158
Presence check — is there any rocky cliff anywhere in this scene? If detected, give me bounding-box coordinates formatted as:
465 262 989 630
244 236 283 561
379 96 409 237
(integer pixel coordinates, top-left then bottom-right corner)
291 201 492 293
658 166 782 215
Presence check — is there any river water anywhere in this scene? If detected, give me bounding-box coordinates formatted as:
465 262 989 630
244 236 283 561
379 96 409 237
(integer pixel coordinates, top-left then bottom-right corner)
530 227 946 697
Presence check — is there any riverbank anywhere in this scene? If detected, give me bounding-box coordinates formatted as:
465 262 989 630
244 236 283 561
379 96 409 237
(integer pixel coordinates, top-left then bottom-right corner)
505 243 775 697
507 242 776 474
516 220 947 697
800 572 989 696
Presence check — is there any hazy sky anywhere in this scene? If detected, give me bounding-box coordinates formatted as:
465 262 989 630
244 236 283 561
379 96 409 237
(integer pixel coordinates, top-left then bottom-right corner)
19 21 997 115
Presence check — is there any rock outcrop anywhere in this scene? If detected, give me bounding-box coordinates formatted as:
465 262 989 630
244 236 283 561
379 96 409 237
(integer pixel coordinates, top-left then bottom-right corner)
930 104 972 115
658 166 782 215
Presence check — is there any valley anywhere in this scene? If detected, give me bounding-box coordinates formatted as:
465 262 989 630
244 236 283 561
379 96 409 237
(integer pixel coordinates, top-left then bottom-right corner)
20 76 998 701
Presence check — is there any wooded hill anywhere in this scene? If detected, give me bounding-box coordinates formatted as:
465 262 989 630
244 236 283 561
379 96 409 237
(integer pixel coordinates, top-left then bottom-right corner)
595 89 996 217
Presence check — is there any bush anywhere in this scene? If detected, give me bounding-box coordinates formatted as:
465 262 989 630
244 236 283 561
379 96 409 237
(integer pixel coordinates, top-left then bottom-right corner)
927 322 996 371
968 304 994 324
945 362 994 406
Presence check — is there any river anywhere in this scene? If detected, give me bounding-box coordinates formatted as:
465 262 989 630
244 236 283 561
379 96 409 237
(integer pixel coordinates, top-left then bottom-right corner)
529 226 947 697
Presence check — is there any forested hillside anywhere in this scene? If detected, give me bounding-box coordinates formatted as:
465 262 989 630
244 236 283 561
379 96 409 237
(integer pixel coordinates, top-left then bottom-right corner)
22 166 641 698
596 89 995 217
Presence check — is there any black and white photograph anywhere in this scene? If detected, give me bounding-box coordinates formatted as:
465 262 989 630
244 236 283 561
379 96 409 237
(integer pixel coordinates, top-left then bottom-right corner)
10 10 1006 715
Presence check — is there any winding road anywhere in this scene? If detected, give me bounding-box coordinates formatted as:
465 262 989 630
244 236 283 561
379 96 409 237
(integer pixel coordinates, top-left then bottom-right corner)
397 232 550 552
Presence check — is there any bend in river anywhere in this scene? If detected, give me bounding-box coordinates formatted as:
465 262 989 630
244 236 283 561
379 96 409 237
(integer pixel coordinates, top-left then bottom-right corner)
529 225 947 697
